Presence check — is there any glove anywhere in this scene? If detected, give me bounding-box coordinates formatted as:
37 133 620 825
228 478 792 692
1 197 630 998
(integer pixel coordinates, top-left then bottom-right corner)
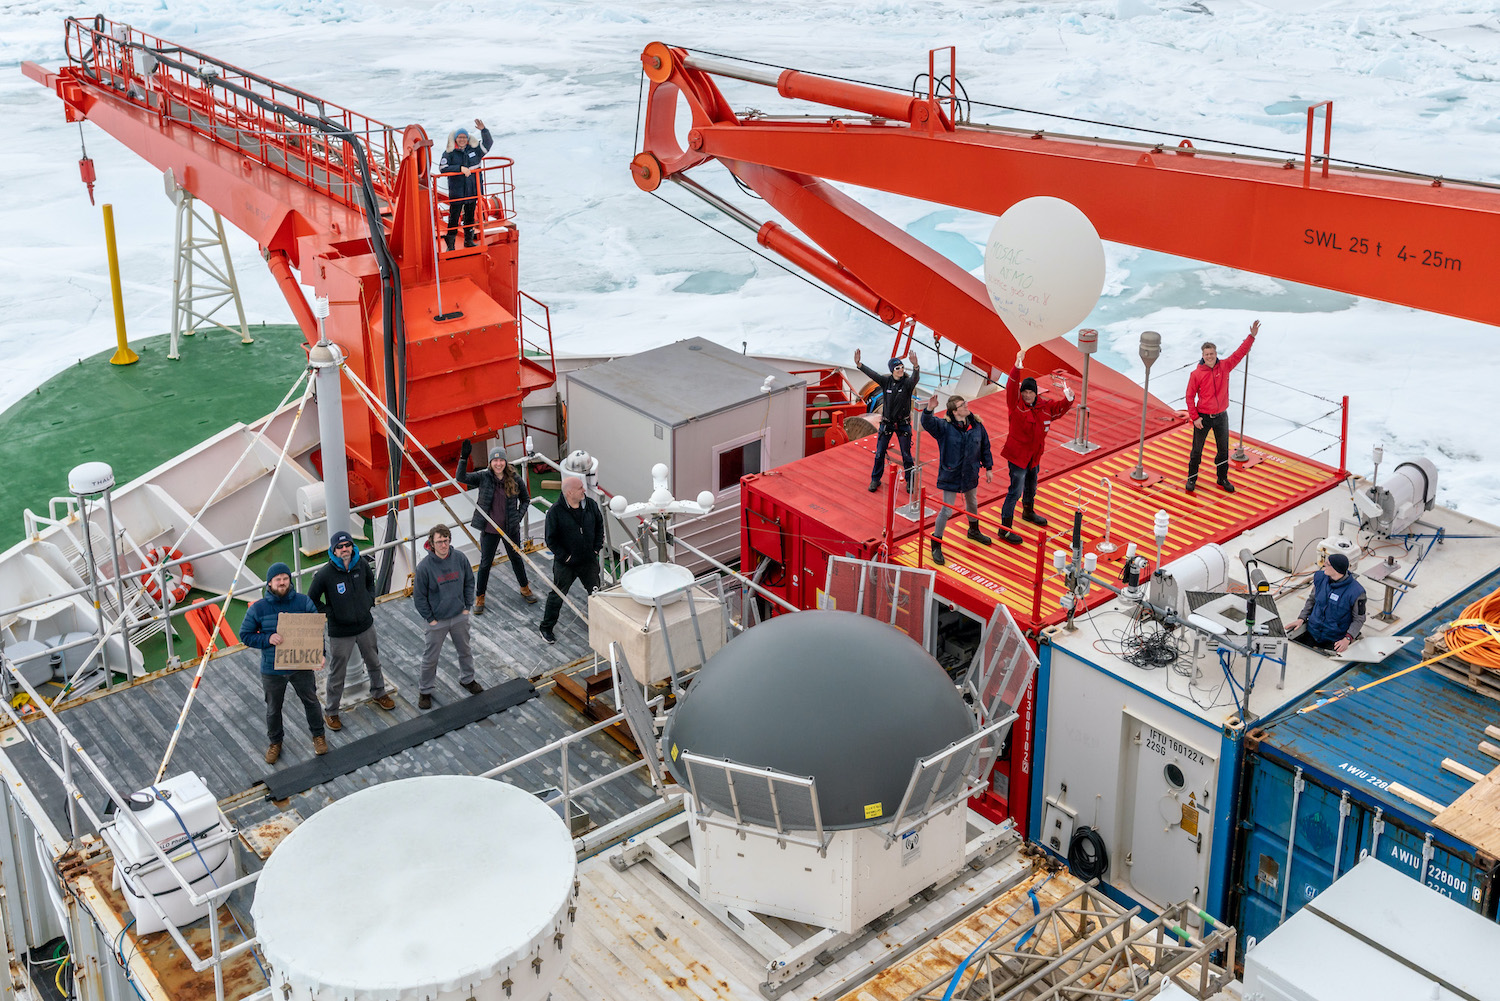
1064 385 1075 402
460 440 473 460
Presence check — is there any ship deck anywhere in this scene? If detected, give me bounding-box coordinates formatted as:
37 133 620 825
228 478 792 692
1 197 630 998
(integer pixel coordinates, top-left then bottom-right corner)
0 326 309 551
889 422 1341 629
748 367 1342 628
2 587 656 839
1 582 663 1000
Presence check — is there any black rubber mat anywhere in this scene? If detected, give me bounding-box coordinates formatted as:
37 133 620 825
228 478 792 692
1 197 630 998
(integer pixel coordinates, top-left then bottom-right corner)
263 678 537 800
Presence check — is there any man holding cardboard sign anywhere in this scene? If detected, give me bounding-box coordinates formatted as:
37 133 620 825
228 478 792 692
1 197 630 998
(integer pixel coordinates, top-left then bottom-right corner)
239 562 329 764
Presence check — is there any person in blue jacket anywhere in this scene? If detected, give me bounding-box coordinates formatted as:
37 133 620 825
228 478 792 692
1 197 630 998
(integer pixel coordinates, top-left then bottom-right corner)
239 562 327 765
920 393 994 567
1286 552 1367 653
438 118 493 250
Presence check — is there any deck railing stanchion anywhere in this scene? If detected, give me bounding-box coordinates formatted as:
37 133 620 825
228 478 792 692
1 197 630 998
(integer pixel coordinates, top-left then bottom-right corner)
1233 352 1251 463
1031 531 1046 626
1339 395 1350 476
160 561 176 666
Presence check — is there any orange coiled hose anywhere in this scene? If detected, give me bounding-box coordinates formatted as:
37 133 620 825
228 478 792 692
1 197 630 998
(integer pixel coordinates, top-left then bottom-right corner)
1443 588 1500 671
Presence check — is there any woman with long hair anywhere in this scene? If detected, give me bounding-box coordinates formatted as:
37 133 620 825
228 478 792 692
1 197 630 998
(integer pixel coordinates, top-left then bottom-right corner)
919 392 994 566
457 442 536 612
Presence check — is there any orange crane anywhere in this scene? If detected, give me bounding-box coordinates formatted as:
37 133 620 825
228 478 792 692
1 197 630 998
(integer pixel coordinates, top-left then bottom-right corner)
24 16 556 512
630 43 1500 387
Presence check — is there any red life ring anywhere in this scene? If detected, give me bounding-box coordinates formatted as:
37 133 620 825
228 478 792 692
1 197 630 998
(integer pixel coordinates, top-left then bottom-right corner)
139 547 194 605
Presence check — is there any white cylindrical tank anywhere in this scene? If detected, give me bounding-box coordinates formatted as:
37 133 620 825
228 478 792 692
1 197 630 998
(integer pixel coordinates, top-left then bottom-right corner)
1159 544 1230 593
252 776 577 1001
102 772 238 935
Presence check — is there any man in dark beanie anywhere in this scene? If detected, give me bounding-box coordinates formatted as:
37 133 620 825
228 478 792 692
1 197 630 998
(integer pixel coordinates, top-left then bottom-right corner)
308 530 395 731
239 562 326 764
1286 552 1366 654
855 347 921 493
998 350 1073 545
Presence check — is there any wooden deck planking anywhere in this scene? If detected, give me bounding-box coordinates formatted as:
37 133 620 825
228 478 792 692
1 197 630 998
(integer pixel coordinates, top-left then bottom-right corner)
3 591 653 838
1434 762 1500 858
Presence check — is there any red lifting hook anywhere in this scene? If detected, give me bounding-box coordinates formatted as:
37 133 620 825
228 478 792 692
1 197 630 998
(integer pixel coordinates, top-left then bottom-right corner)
77 124 96 204
79 156 97 205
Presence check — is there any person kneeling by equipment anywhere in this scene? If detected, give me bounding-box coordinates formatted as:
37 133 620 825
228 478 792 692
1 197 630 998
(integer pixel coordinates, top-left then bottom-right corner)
1286 552 1366 654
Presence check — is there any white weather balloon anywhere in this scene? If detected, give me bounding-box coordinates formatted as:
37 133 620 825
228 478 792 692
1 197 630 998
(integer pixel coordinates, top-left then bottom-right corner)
983 197 1106 349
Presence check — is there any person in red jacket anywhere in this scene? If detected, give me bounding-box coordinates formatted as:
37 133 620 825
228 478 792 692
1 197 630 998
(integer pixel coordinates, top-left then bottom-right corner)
1185 320 1259 494
998 350 1073 545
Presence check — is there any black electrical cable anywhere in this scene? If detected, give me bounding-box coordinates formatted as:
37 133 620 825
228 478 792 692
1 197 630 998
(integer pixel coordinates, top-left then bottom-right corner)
127 36 411 591
647 188 993 383
1068 826 1109 880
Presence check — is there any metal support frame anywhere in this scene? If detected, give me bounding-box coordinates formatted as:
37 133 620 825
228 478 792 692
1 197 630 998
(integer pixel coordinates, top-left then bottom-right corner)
166 182 250 359
679 752 829 854
824 555 937 650
612 810 1023 999
904 879 1235 1001
885 712 1016 843
895 397 935 521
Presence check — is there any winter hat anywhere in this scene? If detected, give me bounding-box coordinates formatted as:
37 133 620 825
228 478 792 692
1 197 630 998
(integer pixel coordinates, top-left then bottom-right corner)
266 561 293 585
329 530 355 551
454 127 470 139
1326 553 1350 575
488 447 508 463
888 357 904 372
1019 377 1038 395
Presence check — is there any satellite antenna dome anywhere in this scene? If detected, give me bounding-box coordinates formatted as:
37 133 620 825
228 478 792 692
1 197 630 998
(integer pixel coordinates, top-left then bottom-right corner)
662 611 974 830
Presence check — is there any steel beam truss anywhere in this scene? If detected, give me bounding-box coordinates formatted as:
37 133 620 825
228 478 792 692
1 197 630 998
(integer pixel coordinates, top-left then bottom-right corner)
903 881 1235 1001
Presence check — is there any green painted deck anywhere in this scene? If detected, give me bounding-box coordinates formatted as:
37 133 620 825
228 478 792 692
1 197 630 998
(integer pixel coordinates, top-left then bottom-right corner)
0 324 308 551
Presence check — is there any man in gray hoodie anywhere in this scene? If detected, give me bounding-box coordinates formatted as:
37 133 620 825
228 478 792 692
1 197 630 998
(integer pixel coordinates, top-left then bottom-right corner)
413 523 480 709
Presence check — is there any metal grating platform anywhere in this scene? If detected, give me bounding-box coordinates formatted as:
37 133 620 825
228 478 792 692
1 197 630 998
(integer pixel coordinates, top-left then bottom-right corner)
888 425 1341 629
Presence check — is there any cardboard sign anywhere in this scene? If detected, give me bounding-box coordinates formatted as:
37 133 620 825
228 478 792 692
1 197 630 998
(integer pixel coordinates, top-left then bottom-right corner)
273 613 325 670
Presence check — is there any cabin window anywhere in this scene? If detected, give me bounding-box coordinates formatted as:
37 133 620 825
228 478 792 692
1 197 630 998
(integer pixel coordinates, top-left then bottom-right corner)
715 432 767 494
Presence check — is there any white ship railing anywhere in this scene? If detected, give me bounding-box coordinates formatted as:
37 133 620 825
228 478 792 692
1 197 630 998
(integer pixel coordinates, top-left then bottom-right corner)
0 477 716 1001
0 641 683 1001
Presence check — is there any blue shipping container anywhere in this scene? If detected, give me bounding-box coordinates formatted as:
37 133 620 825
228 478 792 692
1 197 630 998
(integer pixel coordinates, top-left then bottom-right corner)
1232 566 1500 952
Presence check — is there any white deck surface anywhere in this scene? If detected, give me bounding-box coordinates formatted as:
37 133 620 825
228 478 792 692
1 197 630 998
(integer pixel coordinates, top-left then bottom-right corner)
1049 490 1500 727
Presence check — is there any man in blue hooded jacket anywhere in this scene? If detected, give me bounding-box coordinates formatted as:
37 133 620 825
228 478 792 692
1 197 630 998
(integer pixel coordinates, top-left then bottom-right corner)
239 563 327 764
308 531 396 731
1286 552 1367 654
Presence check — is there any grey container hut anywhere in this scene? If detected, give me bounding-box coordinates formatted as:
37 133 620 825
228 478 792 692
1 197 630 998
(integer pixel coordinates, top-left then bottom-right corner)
565 337 807 569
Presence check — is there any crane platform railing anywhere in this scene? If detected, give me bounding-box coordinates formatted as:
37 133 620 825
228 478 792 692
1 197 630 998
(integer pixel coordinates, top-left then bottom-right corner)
63 15 402 213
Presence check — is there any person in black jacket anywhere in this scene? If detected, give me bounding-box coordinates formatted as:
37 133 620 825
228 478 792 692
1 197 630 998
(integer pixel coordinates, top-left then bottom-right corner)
538 477 604 645
855 347 920 493
438 118 493 250
457 441 536 613
307 531 396 730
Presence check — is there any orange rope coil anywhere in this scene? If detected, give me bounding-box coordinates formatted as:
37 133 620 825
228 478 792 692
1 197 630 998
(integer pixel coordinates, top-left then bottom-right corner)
1443 588 1500 672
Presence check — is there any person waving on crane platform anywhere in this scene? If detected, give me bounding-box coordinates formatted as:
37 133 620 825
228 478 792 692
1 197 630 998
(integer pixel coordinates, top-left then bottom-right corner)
439 118 493 251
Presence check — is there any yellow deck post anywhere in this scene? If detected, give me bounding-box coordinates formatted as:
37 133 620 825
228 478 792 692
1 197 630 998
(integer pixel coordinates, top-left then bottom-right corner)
102 203 139 366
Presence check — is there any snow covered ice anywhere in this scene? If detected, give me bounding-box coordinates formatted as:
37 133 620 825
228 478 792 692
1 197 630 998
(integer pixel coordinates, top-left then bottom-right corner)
3 1 1500 518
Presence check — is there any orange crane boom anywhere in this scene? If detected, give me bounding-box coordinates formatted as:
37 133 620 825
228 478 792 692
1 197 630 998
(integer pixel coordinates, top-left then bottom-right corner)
631 44 1500 385
24 17 556 509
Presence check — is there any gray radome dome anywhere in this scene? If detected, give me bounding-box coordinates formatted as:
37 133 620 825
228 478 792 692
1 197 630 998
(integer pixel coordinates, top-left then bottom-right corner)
661 611 974 830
